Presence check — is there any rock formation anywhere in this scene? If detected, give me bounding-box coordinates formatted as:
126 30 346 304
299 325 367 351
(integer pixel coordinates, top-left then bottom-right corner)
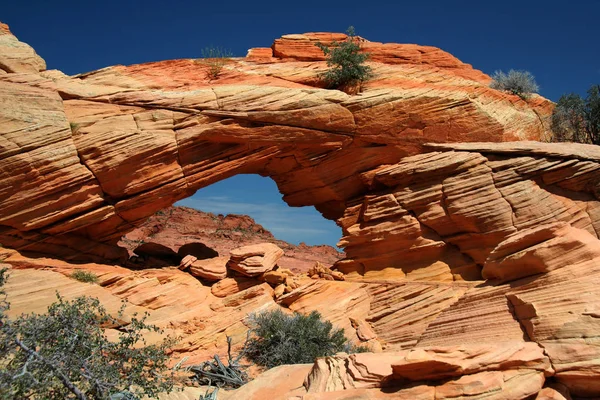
0 25 556 269
228 243 284 276
1 23 600 398
120 206 342 273
186 256 229 281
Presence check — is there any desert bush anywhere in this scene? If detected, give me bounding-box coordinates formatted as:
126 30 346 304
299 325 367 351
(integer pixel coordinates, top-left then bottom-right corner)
315 26 372 91
70 269 99 284
0 272 176 399
69 122 80 133
551 84 600 145
243 309 364 368
198 47 233 80
489 69 539 99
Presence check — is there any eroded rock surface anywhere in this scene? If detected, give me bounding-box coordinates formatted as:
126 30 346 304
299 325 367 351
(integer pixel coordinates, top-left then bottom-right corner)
228 243 284 276
2 23 600 398
0 24 559 268
302 342 550 399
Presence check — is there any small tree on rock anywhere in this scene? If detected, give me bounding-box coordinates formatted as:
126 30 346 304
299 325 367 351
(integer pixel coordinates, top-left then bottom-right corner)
198 47 233 80
551 84 600 145
315 26 373 93
0 269 177 399
489 69 539 99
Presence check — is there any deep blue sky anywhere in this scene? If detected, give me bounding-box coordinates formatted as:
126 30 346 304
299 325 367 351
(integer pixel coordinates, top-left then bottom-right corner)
4 0 599 247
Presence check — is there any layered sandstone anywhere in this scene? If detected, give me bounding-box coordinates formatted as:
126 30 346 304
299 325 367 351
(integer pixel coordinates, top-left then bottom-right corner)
0 24 557 268
302 342 551 398
3 216 600 397
2 23 600 399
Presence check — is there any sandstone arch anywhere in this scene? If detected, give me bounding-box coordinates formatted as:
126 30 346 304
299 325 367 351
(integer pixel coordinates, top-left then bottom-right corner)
5 25 600 396
2 26 599 283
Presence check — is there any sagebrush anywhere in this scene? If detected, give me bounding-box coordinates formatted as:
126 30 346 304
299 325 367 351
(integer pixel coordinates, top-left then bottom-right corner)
198 47 233 80
551 84 600 145
315 26 372 91
0 269 177 399
243 309 366 369
489 69 539 99
70 269 99 284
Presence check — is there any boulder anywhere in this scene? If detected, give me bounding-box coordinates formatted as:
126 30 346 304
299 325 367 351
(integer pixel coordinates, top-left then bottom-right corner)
536 387 569 400
179 254 197 270
228 243 284 277
188 256 228 281
308 261 345 281
261 269 289 285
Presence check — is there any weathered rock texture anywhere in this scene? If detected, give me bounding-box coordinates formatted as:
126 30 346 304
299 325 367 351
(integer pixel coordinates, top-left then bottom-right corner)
302 342 551 399
2 24 600 398
0 25 558 269
228 243 284 276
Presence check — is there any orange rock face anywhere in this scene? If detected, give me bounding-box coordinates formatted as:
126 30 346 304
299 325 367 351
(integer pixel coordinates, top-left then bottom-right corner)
302 342 550 398
0 23 558 266
2 23 600 398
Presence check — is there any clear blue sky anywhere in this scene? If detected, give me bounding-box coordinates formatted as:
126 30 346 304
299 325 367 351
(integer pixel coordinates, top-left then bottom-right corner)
4 0 599 247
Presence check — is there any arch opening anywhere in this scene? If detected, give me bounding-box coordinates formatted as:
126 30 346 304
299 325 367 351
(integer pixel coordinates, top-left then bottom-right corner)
117 174 344 274
177 174 343 248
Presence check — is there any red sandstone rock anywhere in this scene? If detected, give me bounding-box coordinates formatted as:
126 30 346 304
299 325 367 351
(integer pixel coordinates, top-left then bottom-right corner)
303 343 548 398
179 254 197 270
3 25 600 398
227 243 284 277
483 222 600 282
0 27 562 266
0 23 45 73
210 276 262 297
536 387 569 400
188 256 228 281
261 269 289 285
350 317 378 341
304 352 404 392
220 364 312 399
390 342 552 381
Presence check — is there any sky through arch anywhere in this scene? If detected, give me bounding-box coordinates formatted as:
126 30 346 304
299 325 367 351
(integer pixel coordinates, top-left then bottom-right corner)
176 175 343 248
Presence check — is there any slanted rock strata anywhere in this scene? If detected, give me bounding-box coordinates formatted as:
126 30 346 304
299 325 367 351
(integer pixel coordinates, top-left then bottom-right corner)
1 24 600 398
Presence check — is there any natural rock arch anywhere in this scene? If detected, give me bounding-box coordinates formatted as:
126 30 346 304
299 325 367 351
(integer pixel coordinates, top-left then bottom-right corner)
5 25 600 396
4 26 599 283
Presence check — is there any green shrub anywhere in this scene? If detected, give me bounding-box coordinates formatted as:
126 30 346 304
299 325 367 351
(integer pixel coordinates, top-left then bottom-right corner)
198 47 233 80
243 309 364 368
70 269 99 284
0 281 177 399
315 26 373 91
551 84 600 145
69 122 80 133
489 69 539 99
